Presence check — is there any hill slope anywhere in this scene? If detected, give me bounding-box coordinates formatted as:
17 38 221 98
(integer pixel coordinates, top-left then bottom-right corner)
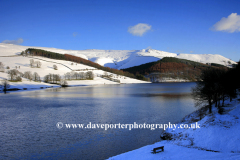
0 43 236 70
122 57 228 82
0 46 149 92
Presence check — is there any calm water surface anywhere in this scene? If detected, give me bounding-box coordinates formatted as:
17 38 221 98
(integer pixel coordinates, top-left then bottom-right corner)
0 83 196 160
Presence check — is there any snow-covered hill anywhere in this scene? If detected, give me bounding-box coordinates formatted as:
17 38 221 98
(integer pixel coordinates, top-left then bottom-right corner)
0 44 149 92
0 43 236 70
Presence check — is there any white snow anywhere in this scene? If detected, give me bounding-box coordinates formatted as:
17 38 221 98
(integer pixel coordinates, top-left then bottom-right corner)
165 99 240 153
0 44 149 92
108 141 239 160
0 43 236 70
176 53 235 67
108 99 240 160
118 56 160 70
93 57 115 66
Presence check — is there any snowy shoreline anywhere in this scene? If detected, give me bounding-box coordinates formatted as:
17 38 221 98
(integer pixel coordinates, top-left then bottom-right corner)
108 98 240 160
0 78 150 94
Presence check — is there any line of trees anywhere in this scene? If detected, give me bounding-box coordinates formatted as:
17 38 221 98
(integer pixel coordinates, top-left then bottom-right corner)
30 59 42 68
8 69 22 81
22 48 65 60
23 71 41 81
6 69 93 84
44 73 61 83
64 71 94 80
6 69 68 87
43 73 68 87
192 61 240 114
7 69 41 82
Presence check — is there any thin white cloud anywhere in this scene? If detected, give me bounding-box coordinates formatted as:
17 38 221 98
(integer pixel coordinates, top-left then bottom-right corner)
73 32 78 37
212 13 240 33
128 23 152 36
2 38 24 44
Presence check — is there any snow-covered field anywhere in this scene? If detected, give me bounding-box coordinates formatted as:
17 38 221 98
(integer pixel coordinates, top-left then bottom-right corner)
0 43 236 70
108 99 240 160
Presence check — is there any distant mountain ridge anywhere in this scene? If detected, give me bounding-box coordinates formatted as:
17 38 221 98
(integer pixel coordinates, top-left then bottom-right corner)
0 43 236 70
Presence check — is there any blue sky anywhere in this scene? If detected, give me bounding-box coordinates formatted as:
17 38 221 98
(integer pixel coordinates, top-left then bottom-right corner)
1 0 240 61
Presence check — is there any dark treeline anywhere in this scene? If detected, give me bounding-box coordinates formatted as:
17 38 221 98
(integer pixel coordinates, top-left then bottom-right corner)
192 61 240 114
23 48 148 81
44 73 61 84
123 57 228 81
23 48 65 60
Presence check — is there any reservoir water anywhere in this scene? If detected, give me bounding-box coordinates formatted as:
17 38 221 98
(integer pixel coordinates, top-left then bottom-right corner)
0 83 196 160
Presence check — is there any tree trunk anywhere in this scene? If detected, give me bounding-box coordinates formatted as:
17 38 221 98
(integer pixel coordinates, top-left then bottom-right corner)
208 99 212 113
215 95 218 107
222 96 225 106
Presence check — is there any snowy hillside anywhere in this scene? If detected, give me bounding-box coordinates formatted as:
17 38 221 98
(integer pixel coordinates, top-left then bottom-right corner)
0 44 149 92
0 43 236 70
0 55 147 84
108 98 240 160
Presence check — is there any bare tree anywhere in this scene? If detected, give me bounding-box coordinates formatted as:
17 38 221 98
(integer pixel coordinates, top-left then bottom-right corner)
48 73 53 82
0 62 5 72
30 59 34 67
60 79 68 87
53 65 58 70
33 72 41 81
8 69 19 81
64 72 71 80
44 73 61 83
1 80 10 92
54 74 61 83
192 68 227 113
23 71 33 81
79 72 85 79
36 61 42 68
44 75 50 83
72 72 78 80
86 71 94 79
16 76 22 81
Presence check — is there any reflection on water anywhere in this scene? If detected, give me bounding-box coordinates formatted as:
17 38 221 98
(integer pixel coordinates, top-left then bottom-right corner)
0 83 196 160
